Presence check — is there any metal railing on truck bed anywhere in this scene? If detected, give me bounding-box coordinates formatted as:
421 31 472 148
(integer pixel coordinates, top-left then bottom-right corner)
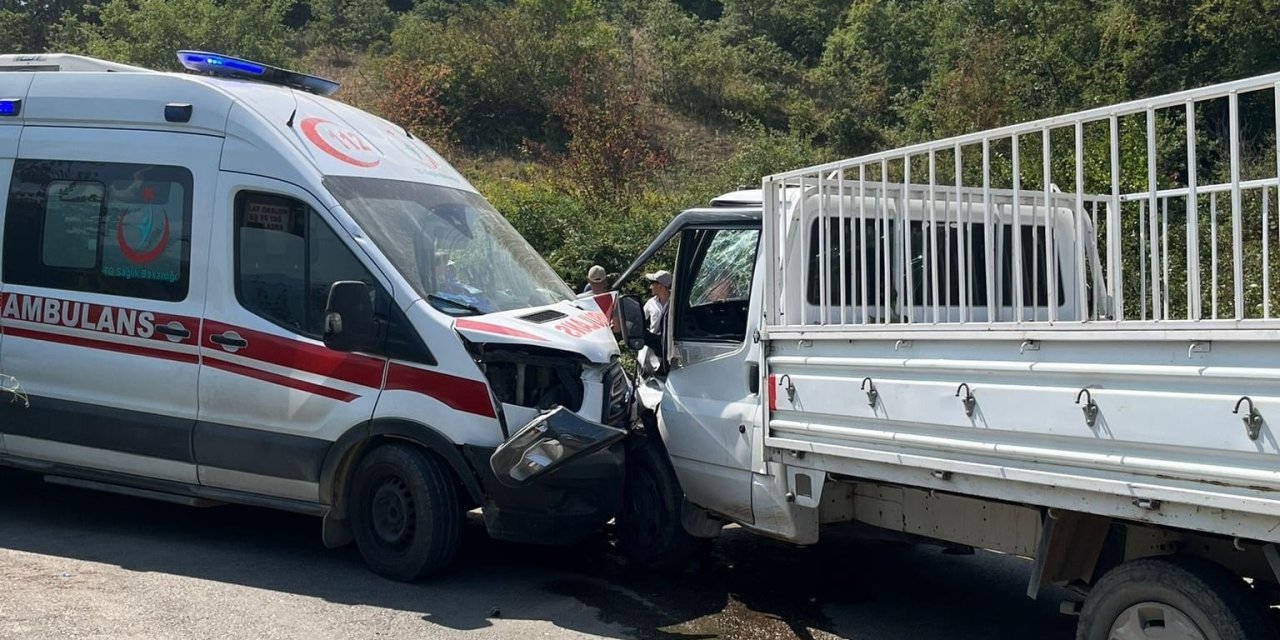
759 72 1280 544
763 71 1280 338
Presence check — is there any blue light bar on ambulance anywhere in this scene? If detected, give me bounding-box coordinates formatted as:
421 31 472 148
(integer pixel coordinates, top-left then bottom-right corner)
176 50 339 97
0 99 20 116
178 51 265 76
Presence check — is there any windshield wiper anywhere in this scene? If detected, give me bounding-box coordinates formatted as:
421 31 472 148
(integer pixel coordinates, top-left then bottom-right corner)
427 293 484 316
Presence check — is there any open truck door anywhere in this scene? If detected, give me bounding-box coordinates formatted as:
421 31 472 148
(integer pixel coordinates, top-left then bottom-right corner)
612 207 763 564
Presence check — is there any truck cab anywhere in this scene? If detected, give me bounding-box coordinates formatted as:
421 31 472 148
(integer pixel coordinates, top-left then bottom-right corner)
617 184 1109 543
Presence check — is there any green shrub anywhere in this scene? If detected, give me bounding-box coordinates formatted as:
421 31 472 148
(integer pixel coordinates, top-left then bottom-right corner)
391 0 623 150
51 0 297 70
306 0 398 50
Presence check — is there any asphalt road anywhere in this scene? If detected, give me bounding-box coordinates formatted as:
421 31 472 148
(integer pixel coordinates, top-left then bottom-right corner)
0 467 1077 639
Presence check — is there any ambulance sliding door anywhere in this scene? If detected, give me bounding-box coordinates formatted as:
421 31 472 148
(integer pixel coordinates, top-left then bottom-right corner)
0 128 219 481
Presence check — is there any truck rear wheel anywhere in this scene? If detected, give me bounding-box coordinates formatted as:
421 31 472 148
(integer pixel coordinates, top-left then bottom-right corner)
350 443 460 581
616 436 699 571
1076 555 1275 640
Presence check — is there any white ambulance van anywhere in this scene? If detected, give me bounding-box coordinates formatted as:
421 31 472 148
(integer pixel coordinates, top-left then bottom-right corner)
0 51 631 580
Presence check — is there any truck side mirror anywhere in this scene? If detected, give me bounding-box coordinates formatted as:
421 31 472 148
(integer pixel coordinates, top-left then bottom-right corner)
323 280 377 353
616 295 646 351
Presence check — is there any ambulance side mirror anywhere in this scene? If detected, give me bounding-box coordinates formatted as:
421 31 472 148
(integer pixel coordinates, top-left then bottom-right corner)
324 281 377 353
616 295 646 352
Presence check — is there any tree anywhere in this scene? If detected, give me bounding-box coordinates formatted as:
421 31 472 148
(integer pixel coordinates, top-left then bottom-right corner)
51 0 297 70
0 1 105 53
720 0 851 63
391 0 623 149
0 9 27 53
371 55 453 150
547 63 666 205
809 0 931 153
307 0 398 50
635 1 808 130
1094 0 1280 102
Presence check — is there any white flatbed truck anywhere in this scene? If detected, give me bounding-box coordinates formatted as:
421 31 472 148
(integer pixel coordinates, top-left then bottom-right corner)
613 72 1280 639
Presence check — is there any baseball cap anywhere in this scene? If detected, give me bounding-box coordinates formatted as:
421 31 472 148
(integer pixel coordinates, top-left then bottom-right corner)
587 265 606 283
645 270 673 288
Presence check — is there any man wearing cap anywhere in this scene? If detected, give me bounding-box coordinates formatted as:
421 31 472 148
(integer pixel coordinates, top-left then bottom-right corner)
636 269 672 371
644 270 672 335
582 264 609 295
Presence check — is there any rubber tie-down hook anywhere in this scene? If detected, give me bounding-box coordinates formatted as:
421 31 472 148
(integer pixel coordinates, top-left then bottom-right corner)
955 383 976 418
1233 396 1264 441
861 377 879 408
1075 388 1099 429
777 374 795 403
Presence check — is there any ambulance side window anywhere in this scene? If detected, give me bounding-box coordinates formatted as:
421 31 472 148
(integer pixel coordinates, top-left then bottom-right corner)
234 192 377 338
3 160 193 301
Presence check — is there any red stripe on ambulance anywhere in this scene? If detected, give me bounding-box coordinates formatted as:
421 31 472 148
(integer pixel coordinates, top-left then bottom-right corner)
454 318 548 342
202 320 384 389
385 363 495 418
0 293 496 418
4 325 199 365
203 356 360 403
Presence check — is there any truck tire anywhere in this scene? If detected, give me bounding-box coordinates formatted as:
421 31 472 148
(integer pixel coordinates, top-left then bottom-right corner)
616 435 699 571
350 443 460 581
1077 555 1276 640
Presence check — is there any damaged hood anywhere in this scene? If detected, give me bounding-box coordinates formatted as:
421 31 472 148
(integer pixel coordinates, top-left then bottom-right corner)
453 293 619 364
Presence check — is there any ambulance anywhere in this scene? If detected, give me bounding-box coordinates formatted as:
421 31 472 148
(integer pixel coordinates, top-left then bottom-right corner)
0 51 631 580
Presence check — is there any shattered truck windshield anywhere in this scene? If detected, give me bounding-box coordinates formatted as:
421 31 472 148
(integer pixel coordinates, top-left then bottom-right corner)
324 176 574 315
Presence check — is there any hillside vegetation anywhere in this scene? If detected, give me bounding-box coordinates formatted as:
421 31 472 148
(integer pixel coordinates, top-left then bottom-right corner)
4 0 1280 288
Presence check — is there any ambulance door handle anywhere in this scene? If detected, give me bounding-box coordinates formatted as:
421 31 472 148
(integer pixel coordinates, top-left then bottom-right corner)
209 332 248 350
154 323 190 339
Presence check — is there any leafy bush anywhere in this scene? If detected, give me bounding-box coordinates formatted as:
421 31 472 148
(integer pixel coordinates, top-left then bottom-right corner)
391 0 623 150
545 64 667 205
0 9 27 53
635 1 806 130
51 0 297 70
720 0 851 63
478 173 670 288
306 0 398 51
711 117 829 190
368 55 454 151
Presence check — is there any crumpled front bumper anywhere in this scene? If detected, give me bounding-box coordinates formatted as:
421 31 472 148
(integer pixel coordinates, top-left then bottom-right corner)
464 440 625 545
468 405 630 545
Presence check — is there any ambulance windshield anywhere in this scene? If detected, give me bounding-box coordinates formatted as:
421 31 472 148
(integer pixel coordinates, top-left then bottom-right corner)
324 176 574 315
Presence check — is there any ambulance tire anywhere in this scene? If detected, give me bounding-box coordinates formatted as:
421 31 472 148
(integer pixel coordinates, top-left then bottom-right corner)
1076 555 1276 640
351 443 460 581
617 435 699 571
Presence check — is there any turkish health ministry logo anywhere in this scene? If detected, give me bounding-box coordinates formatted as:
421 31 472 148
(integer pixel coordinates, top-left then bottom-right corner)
116 185 170 265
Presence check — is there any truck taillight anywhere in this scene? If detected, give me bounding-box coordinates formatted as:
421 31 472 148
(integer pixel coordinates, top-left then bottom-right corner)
767 374 777 412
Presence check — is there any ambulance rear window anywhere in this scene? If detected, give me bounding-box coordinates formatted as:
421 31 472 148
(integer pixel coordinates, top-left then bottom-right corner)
3 160 193 301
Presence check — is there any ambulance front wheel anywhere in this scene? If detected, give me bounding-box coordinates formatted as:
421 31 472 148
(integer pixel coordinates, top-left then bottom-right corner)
350 443 461 581
617 434 700 571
